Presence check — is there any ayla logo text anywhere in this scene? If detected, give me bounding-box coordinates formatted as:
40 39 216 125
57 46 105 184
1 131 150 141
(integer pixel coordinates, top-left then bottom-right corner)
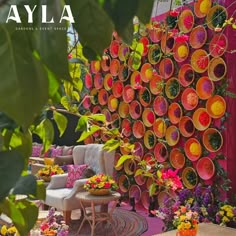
6 5 74 23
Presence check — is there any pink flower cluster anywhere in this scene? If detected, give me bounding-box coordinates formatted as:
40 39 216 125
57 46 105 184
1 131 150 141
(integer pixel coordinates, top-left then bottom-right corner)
157 169 183 191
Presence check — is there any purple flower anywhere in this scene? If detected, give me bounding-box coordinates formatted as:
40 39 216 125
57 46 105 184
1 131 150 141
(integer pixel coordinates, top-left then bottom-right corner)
164 63 172 75
196 30 206 44
160 100 167 112
184 120 194 133
202 80 213 93
171 130 178 140
214 63 225 78
174 107 181 118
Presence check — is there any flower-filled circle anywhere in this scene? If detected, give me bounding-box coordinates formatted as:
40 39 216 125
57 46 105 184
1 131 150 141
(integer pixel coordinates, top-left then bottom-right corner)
196 76 215 100
154 142 168 162
206 95 226 118
202 128 223 152
208 57 227 81
189 25 207 49
181 88 199 111
153 96 169 116
193 108 211 131
165 125 180 146
196 157 215 180
191 49 209 73
178 64 195 87
153 118 167 138
178 9 195 33
179 116 195 137
184 138 202 161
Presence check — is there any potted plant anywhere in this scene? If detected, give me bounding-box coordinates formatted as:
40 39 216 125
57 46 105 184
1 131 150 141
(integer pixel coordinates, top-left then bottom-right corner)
173 205 199 236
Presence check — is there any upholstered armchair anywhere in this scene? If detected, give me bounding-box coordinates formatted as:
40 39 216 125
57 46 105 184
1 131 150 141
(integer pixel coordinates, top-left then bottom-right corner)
44 144 115 224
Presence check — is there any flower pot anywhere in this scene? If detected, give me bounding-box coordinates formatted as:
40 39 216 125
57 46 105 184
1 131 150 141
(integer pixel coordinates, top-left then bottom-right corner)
189 25 207 49
88 189 111 196
176 228 198 236
206 95 226 118
178 8 194 33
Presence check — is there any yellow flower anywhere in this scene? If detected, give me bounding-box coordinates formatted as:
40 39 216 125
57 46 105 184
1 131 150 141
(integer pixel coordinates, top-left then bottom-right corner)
200 0 211 14
189 142 200 155
7 226 17 234
157 121 166 134
177 45 188 58
184 221 191 229
211 100 224 116
222 216 230 223
1 225 7 235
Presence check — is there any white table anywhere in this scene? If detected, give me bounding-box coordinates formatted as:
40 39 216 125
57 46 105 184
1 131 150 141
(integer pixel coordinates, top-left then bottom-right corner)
76 191 121 236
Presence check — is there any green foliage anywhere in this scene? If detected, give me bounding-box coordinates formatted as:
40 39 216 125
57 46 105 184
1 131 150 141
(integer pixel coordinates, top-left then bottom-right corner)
0 150 24 201
208 132 222 150
53 111 68 137
33 119 54 154
0 197 38 236
115 154 134 168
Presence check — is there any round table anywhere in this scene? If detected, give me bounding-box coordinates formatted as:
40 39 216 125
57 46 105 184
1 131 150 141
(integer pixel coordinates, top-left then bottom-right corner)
76 191 121 236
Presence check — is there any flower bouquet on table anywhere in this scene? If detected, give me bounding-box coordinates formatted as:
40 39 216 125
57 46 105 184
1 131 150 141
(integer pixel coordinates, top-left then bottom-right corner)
37 165 64 182
216 203 236 228
173 205 199 236
84 173 118 195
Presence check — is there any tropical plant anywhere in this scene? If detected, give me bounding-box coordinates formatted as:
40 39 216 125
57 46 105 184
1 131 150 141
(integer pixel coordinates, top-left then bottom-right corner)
0 0 154 234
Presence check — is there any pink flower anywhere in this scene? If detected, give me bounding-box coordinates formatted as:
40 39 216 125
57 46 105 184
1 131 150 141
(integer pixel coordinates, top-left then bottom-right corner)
67 54 72 59
96 177 101 183
175 34 189 43
134 84 143 90
170 10 179 17
104 182 111 188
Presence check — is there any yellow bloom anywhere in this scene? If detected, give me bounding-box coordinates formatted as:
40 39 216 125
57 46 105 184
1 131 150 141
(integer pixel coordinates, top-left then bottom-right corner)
1 225 7 235
177 45 188 58
222 216 230 223
7 226 17 234
211 100 224 116
157 121 166 134
189 142 200 155
184 221 191 229
200 0 211 14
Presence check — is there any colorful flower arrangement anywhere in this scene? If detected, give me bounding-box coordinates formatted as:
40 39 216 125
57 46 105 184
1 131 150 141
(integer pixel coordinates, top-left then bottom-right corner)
83 173 118 191
30 208 69 236
216 203 236 227
37 165 64 181
173 205 199 230
0 225 18 236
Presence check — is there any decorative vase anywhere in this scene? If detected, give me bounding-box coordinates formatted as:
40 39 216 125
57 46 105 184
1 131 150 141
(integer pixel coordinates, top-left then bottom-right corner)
176 228 197 236
88 189 111 196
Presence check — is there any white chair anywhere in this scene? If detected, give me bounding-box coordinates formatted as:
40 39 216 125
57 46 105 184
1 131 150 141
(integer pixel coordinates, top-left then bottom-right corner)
44 144 115 224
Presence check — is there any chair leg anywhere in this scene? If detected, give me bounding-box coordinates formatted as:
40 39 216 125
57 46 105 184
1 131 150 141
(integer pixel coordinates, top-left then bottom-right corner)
63 211 71 225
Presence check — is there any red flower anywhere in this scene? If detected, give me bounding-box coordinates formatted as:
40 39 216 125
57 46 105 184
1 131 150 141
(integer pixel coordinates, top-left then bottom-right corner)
147 112 155 123
170 10 179 17
175 34 189 43
104 182 111 189
67 54 72 59
196 56 208 69
199 112 210 126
